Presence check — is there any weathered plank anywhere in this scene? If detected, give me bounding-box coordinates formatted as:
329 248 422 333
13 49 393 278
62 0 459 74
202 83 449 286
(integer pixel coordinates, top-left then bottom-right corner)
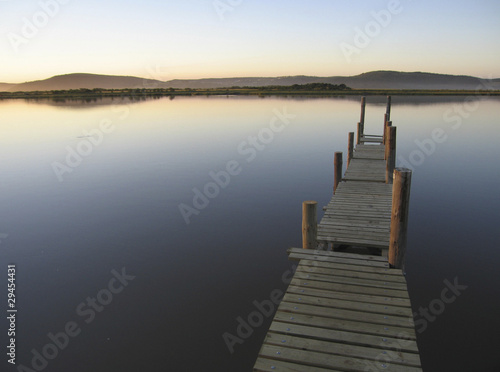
268 322 419 353
264 333 421 367
254 253 422 371
318 143 393 248
287 248 387 262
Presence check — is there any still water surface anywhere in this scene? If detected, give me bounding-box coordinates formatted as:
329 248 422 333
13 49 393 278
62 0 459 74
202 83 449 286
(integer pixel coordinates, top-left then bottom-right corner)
0 96 499 371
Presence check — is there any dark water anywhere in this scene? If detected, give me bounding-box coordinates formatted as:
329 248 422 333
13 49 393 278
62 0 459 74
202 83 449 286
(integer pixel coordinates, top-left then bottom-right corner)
0 95 499 371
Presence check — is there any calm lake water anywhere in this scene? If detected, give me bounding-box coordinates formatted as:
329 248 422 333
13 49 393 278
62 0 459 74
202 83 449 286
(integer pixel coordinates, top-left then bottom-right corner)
0 95 499 371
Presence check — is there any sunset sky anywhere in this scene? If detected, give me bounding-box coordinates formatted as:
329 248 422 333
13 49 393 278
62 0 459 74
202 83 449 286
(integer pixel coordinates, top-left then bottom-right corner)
1 0 499 83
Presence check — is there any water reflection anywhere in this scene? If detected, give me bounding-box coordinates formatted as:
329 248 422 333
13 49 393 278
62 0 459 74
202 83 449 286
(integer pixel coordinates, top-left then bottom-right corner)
0 96 499 371
2 93 497 108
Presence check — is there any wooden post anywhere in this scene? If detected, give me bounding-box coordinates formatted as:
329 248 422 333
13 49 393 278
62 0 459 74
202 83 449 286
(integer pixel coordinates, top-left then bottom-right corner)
360 96 366 127
383 120 392 149
357 122 362 145
347 132 354 168
334 152 343 194
386 95 392 121
302 201 317 249
389 168 412 269
384 120 392 159
383 114 389 144
385 126 397 184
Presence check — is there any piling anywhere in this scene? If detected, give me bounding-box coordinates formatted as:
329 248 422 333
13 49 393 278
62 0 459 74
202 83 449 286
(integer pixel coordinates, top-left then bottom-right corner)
347 132 354 168
385 126 397 184
383 120 392 151
360 96 366 128
383 115 389 144
389 168 412 269
386 95 392 121
334 152 343 194
302 201 317 249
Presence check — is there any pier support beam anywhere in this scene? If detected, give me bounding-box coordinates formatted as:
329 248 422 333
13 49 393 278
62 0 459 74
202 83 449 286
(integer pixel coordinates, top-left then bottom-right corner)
383 116 391 145
357 122 362 145
389 168 412 269
386 95 392 121
334 152 343 194
302 201 317 249
383 120 392 151
385 126 397 184
360 96 366 127
347 132 354 168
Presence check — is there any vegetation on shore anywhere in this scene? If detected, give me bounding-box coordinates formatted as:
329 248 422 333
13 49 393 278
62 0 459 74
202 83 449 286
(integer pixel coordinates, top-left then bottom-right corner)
1 83 499 100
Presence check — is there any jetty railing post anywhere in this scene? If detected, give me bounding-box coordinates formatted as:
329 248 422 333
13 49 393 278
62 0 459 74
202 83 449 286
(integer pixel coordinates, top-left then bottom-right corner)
384 120 392 156
360 96 366 129
389 168 412 269
386 95 392 121
347 132 354 168
334 152 343 194
383 114 389 144
385 126 397 184
357 122 362 145
302 201 317 249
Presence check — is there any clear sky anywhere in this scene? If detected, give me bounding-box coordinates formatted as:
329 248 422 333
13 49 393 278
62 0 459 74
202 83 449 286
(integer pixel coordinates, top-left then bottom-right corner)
1 0 499 83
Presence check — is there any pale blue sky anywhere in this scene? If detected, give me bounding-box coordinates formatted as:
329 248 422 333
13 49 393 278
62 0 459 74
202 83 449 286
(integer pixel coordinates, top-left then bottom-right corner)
1 0 499 83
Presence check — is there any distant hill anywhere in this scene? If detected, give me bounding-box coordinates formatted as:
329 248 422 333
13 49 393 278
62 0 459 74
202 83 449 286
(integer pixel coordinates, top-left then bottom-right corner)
1 71 499 92
165 72 500 90
5 73 162 91
344 71 500 90
0 83 16 91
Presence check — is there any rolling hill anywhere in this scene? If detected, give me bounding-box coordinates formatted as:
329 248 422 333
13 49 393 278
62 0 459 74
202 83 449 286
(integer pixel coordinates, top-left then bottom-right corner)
1 71 499 92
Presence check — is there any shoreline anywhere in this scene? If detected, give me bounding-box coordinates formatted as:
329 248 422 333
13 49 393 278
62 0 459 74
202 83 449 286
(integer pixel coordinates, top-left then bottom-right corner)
1 88 499 100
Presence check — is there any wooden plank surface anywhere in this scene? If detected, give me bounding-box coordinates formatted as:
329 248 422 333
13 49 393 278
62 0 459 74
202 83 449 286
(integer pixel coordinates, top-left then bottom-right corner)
318 142 392 249
253 252 422 371
352 144 386 159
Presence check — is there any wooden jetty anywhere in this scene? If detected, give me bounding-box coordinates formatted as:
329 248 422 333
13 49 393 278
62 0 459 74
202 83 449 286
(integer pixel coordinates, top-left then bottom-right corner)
253 97 421 371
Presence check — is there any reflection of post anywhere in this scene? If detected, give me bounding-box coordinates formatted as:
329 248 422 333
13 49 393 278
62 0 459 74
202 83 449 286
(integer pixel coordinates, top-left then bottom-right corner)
385 126 397 184
386 95 392 121
347 132 354 168
302 201 317 249
334 152 343 194
389 168 412 269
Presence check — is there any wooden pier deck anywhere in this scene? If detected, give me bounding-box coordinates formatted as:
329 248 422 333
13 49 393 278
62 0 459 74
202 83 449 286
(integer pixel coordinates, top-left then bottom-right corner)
254 249 421 372
318 180 392 250
253 97 422 371
318 143 392 250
